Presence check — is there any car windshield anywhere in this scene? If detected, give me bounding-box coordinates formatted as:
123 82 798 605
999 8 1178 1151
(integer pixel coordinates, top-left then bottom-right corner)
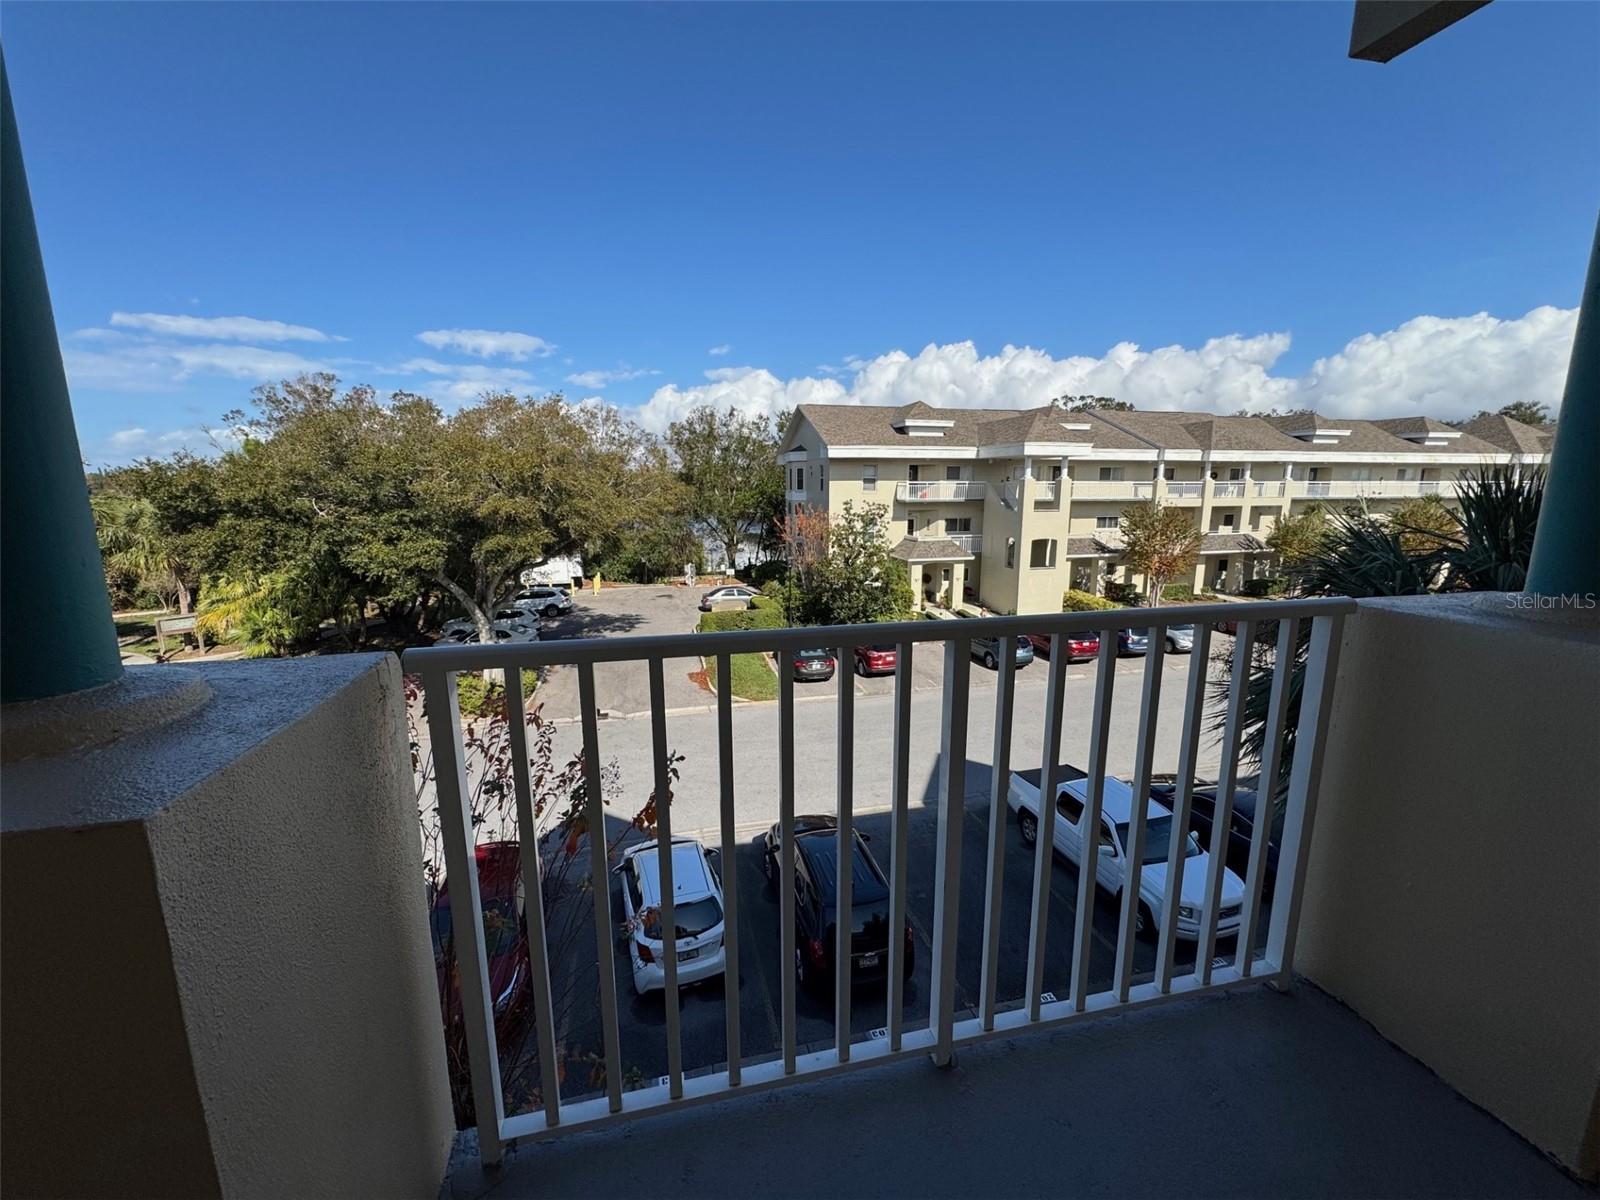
796 648 831 660
1118 815 1200 864
1015 636 1031 649
642 895 723 939
826 898 892 939
432 896 521 959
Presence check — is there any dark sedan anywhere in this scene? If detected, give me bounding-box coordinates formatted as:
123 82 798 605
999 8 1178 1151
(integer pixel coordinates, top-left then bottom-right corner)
776 646 836 682
1116 628 1149 657
761 815 914 990
1148 773 1280 886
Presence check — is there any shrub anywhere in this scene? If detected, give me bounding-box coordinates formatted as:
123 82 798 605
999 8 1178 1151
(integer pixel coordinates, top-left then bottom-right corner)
1238 577 1283 597
747 559 788 587
1161 582 1195 602
698 605 786 634
1102 581 1141 607
1062 588 1117 612
455 669 541 717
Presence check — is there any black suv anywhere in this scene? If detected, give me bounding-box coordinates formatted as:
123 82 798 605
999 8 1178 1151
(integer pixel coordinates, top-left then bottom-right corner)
761 815 913 990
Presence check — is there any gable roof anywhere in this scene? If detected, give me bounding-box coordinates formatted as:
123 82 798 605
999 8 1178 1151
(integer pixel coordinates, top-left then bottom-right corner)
1457 413 1555 456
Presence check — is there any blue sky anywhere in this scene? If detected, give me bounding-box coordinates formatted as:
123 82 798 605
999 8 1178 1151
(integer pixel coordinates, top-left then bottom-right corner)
4 1 1596 464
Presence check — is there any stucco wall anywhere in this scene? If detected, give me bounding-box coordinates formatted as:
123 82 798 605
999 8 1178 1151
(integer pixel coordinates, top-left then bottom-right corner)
1297 594 1600 1179
1 655 454 1199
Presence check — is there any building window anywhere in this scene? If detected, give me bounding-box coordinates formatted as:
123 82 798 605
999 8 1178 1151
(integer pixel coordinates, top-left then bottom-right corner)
1163 466 1176 481
1228 467 1245 481
1221 513 1236 529
1029 538 1057 569
1395 467 1411 481
1005 538 1016 569
906 518 916 536
945 464 965 481
862 463 877 491
947 517 972 533
1095 515 1120 530
793 466 805 490
1048 463 1063 481
1098 466 1124 482
1351 467 1372 481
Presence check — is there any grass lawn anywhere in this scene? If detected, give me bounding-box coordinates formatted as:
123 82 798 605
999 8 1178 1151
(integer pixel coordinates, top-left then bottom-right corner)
707 651 778 702
115 610 169 658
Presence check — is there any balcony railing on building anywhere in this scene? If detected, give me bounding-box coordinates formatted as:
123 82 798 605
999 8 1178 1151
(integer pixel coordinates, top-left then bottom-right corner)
1033 479 1062 505
1164 481 1204 499
1070 480 1155 500
405 597 1352 1167
897 480 987 502
1293 479 1457 500
911 530 982 554
1211 481 1247 499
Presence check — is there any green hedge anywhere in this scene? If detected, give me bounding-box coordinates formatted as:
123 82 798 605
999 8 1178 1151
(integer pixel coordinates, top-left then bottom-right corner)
1102 581 1141 607
456 668 541 717
698 606 787 633
1062 588 1117 612
1161 582 1195 602
1239 576 1288 598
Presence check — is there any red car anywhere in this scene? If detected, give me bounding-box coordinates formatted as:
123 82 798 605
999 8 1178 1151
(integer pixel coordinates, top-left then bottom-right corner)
431 841 530 1052
1027 632 1101 662
853 643 898 676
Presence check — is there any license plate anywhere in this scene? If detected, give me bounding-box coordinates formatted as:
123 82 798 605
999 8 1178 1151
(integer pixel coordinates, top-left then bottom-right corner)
859 953 879 968
679 947 699 962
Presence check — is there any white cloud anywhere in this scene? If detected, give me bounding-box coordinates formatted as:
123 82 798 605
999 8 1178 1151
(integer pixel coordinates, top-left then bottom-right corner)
631 307 1576 432
708 344 732 356
109 312 340 342
415 328 555 360
394 357 535 404
563 366 661 389
65 330 329 392
170 343 328 380
85 424 247 467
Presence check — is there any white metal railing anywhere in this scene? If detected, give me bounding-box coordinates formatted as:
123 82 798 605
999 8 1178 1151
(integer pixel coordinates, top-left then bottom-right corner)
896 480 987 502
1164 481 1204 499
913 529 982 553
1252 481 1287 498
404 596 1353 1165
1289 479 1457 500
1211 482 1246 499
1034 480 1062 504
1070 480 1154 499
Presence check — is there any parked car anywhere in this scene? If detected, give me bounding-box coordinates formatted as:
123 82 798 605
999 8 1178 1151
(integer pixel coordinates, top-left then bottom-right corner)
435 619 539 645
972 632 1035 671
1027 632 1100 661
1148 775 1280 887
1163 624 1195 654
617 837 727 996
699 585 758 611
776 647 836 682
1007 766 1246 941
512 586 573 619
853 643 898 676
761 815 914 990
430 841 529 1054
1115 628 1149 657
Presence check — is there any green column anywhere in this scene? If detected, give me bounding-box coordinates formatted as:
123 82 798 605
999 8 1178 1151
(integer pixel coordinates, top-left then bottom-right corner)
1 56 124 701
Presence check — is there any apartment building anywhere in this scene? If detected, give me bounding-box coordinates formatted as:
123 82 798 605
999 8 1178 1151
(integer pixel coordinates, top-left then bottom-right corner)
779 402 1550 614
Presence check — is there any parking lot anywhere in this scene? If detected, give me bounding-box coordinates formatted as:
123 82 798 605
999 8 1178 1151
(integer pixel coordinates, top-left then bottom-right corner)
514 796 1266 1116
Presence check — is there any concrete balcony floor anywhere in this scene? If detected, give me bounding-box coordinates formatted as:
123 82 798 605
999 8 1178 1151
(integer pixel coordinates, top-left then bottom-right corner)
444 983 1583 1199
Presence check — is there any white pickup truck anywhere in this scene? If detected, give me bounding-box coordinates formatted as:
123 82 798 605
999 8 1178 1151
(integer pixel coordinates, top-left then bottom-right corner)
1007 766 1245 941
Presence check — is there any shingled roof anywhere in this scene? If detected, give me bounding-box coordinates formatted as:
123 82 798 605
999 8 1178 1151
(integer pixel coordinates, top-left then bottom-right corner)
1457 413 1555 456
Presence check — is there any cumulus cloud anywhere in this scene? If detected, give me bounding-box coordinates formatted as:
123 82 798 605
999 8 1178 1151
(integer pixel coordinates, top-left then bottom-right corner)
631 307 1575 432
109 312 340 342
65 330 329 392
85 424 247 467
415 328 555 360
395 357 535 404
708 344 732 356
563 366 661 389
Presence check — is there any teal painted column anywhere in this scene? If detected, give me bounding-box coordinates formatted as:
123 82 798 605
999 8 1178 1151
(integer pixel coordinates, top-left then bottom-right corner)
1525 213 1600 600
1 56 124 701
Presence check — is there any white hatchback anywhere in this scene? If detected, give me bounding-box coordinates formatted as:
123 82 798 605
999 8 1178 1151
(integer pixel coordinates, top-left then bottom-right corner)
1006 768 1246 941
617 837 727 996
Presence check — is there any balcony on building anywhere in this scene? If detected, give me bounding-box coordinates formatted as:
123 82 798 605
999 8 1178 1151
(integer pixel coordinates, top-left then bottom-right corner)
896 479 987 503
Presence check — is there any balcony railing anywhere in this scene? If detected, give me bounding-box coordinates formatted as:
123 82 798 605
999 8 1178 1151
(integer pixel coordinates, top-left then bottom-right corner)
1033 480 1062 505
1210 482 1246 499
405 596 1353 1166
1252 481 1287 498
1070 480 1155 500
1164 481 1204 499
1291 480 1457 500
897 480 987 502
922 531 981 553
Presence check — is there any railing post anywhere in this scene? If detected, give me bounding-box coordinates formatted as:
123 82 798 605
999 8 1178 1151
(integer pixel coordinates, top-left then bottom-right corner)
929 638 970 1067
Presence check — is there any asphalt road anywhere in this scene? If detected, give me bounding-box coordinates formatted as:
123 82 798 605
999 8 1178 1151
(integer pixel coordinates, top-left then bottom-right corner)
517 799 1268 1114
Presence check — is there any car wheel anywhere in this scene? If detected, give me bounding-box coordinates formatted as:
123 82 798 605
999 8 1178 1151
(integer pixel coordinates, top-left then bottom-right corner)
983 651 998 670
544 604 560 618
1135 900 1158 941
855 657 865 676
1018 808 1038 846
1166 637 1177 653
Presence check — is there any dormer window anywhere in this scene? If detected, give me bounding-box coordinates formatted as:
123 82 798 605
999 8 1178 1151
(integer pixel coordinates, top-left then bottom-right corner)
1284 423 1352 446
893 417 955 438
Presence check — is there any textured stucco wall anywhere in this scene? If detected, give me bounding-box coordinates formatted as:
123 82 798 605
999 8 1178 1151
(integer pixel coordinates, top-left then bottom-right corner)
1 655 454 1198
1297 593 1600 1179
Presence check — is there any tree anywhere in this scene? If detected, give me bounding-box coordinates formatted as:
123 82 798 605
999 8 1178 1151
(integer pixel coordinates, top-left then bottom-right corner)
1052 395 1131 412
1116 502 1202 607
665 407 785 572
1265 505 1331 568
1453 400 1552 428
1386 494 1456 555
92 454 223 614
792 501 912 626
1233 407 1317 420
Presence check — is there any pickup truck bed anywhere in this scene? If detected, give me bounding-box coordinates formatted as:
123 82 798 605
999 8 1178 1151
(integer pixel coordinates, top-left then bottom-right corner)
1012 764 1088 794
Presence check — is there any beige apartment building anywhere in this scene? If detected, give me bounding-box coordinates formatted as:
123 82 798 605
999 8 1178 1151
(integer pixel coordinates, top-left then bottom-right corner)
778 403 1552 615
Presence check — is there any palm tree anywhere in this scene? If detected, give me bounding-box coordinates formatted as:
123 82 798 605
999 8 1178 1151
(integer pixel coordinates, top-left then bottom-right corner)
1215 467 1543 798
92 492 194 614
195 573 307 658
